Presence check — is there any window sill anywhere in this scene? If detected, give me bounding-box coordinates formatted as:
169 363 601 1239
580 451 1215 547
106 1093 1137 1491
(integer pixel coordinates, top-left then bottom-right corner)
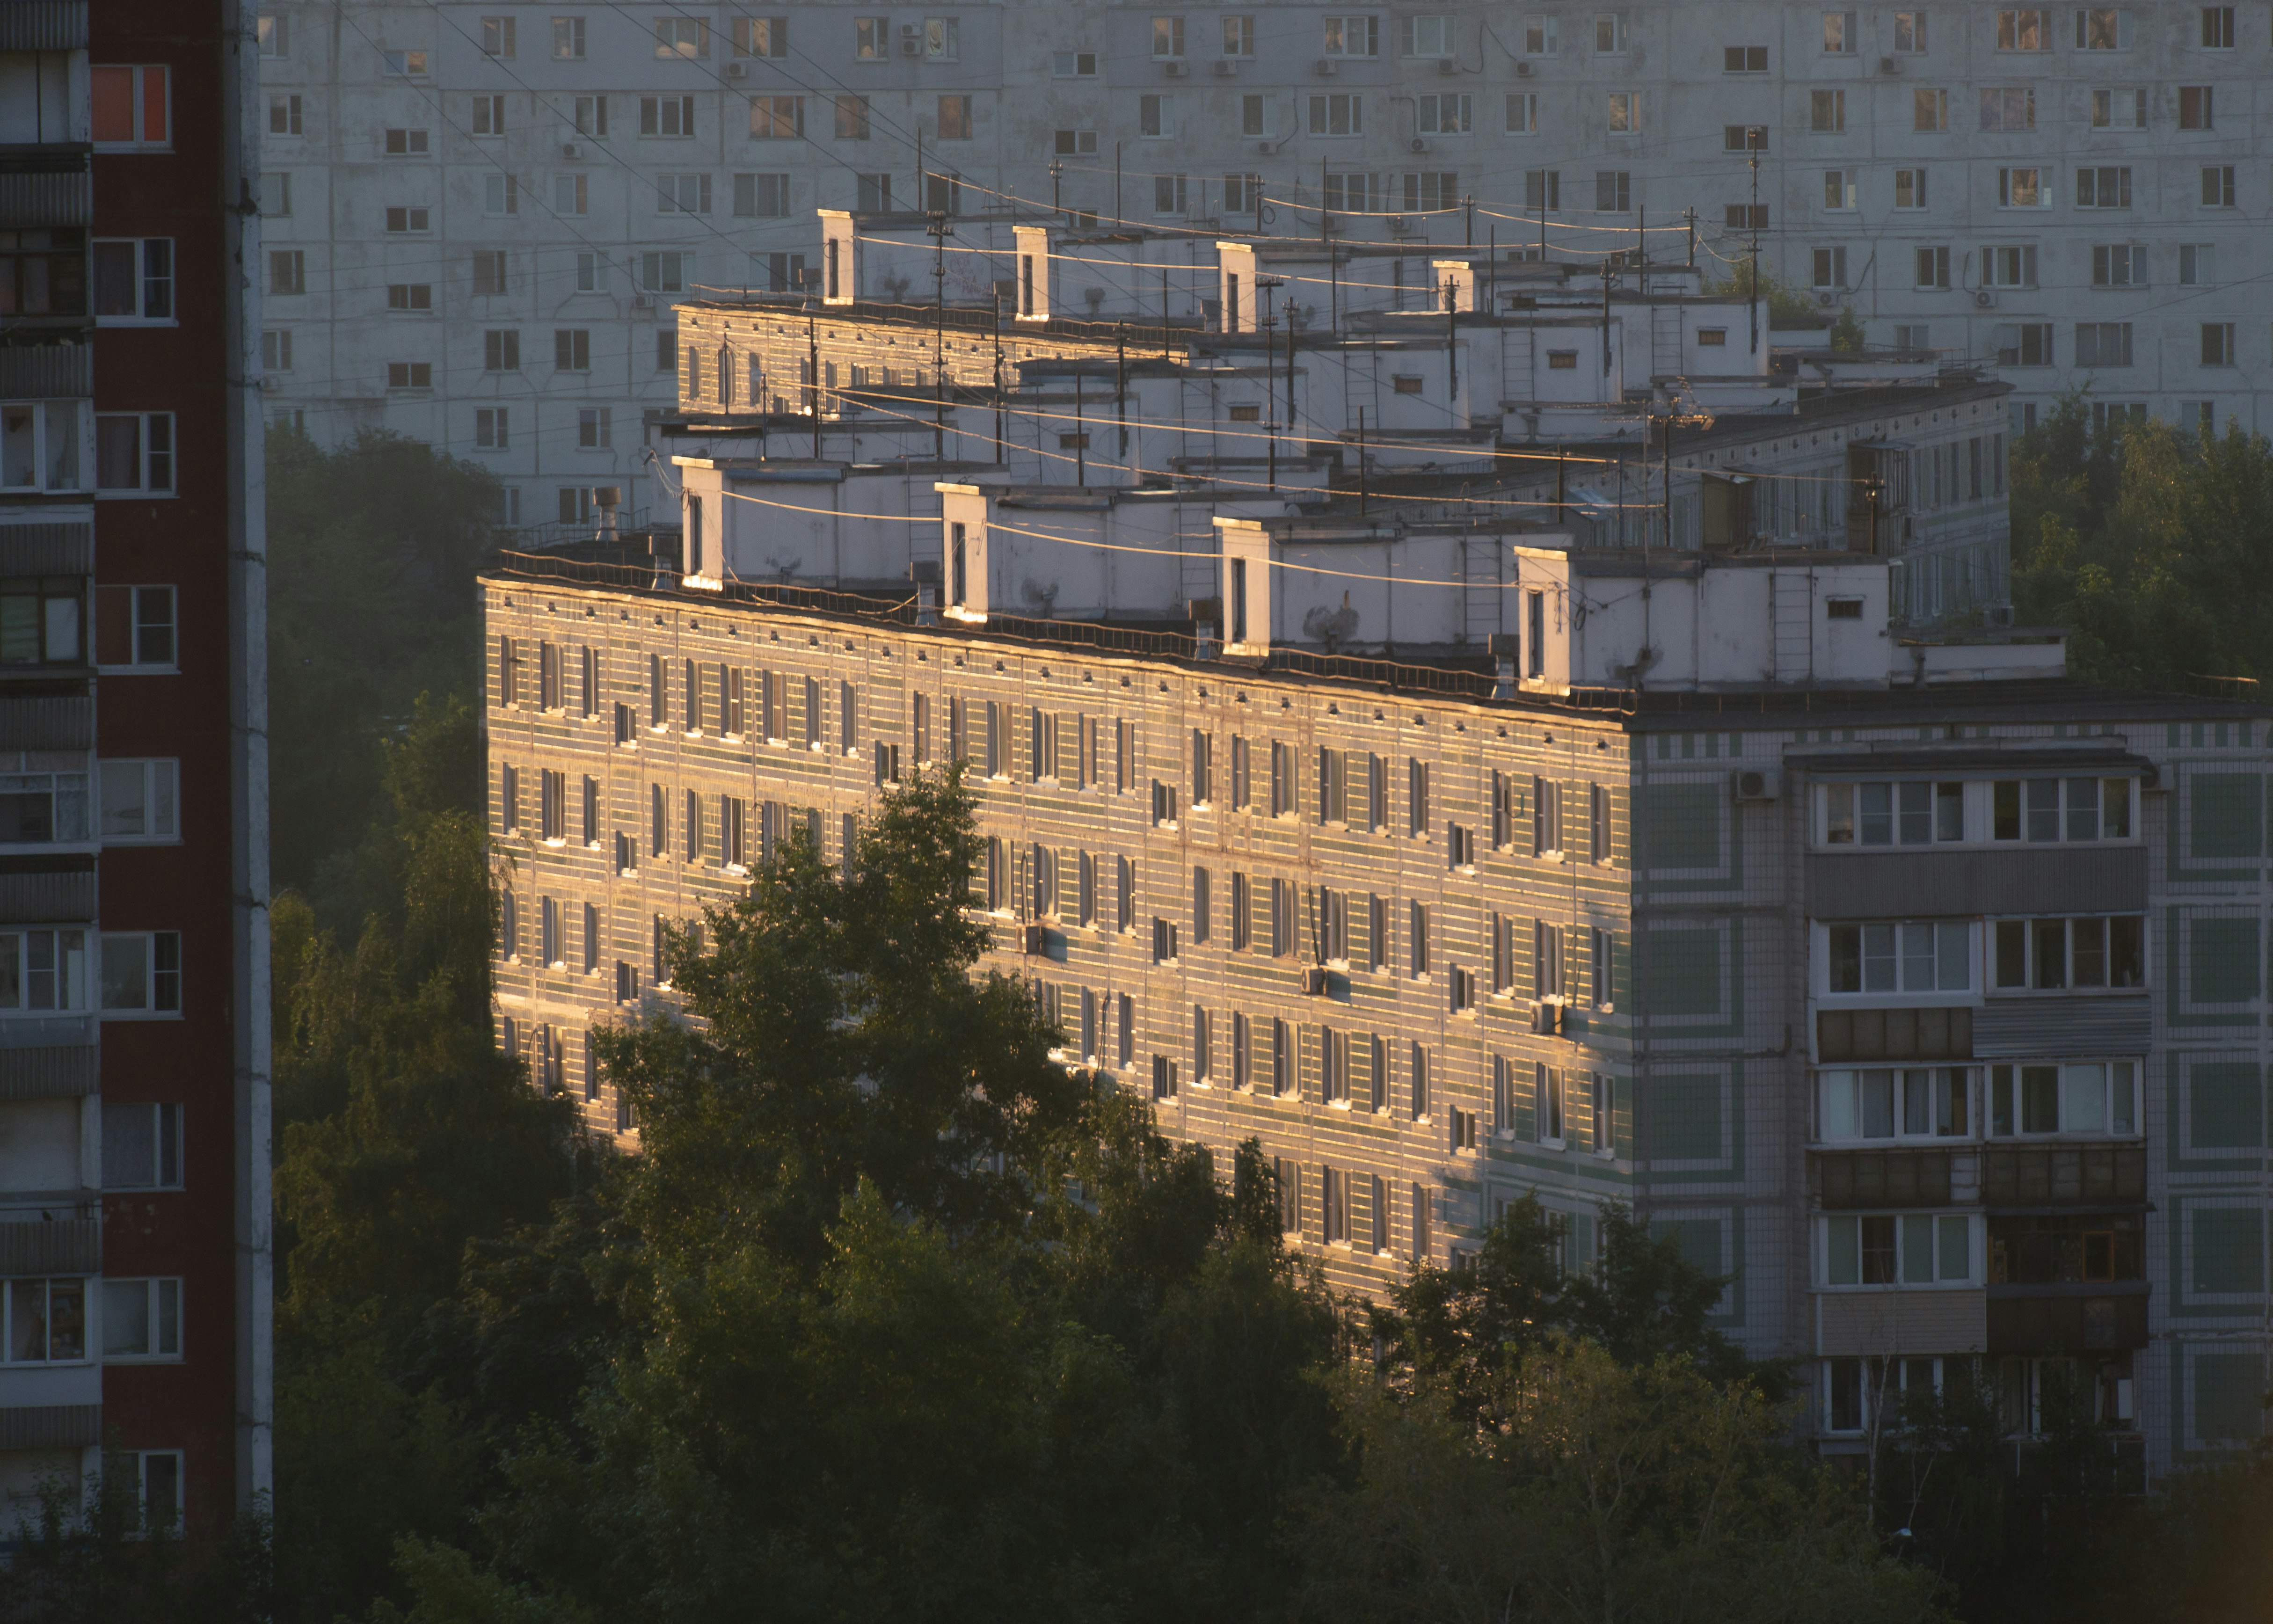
99 1011 184 1023
94 664 179 675
94 491 178 502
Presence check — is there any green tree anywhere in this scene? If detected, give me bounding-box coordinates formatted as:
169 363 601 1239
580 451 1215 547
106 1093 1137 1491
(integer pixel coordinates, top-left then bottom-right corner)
266 425 502 914
1290 1341 1941 1624
2012 400 2273 691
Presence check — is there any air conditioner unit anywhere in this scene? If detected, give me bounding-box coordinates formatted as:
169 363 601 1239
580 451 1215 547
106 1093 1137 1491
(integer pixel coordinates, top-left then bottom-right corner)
1256 139 1277 155
1529 1000 1565 1036
560 141 580 158
1436 56 1457 74
1731 767 1780 802
1299 965 1329 996
1973 289 1996 309
257 375 280 392
1162 58 1187 75
1408 137 1428 153
1314 56 1337 74
899 33 920 54
632 294 654 311
1985 602 2015 628
1515 58 1533 76
1212 58 1235 75
725 60 747 79
1021 923 1047 955
1878 54 1901 73
1386 214 1411 235
1816 291 1837 307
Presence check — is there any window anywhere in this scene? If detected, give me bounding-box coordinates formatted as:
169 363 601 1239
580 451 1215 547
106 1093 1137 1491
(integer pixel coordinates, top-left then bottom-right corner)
1912 247 1949 290
0 930 87 1014
1152 175 1188 216
1825 1214 1973 1285
1417 95 1471 135
655 16 709 57
1724 44 1768 71
1323 15 1379 55
266 93 304 138
387 283 432 312
1151 15 1185 57
1995 8 2049 48
0 1279 87 1362
1824 781 1966 845
1983 245 2037 288
1809 90 1844 132
2178 87 2214 129
1606 92 1639 134
1724 124 1767 152
0 764 87 842
732 16 788 57
1051 50 1098 75
1892 11 1927 50
2201 166 2237 207
1978 87 2035 131
1523 14 1557 52
747 96 801 138
2091 87 2145 129
91 66 169 148
386 361 433 390
1988 1061 2137 1136
1819 1067 1971 1139
473 251 509 295
1306 95 1360 137
937 95 973 140
1590 928 1612 1008
474 408 510 450
1912 88 1947 131
1822 169 1855 209
471 94 507 137
2201 322 2236 366
480 15 517 55
657 174 711 214
574 96 608 137
105 1096 183 1182
1594 171 1630 212
1821 9 1857 50
1726 204 1768 231
481 329 520 372
2179 244 2215 286
1811 247 1848 289
2075 166 2131 208
1825 921 1972 994
733 174 791 218
1592 11 1629 52
95 415 174 495
1991 914 2145 990
381 49 429 77
1535 920 1563 998
2074 7 2132 48
1988 776 2133 844
2090 244 2144 287
101 932 181 1015
92 240 173 323
2201 3 2236 45
1894 168 1928 209
1998 167 2043 206
554 16 586 58
578 408 611 449
102 1278 182 1360
268 249 305 295
1409 901 1430 976
924 17 961 58
639 252 687 292
384 205 431 235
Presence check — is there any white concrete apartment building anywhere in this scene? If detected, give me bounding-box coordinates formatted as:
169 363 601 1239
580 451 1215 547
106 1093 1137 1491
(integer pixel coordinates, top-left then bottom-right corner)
257 0 2272 502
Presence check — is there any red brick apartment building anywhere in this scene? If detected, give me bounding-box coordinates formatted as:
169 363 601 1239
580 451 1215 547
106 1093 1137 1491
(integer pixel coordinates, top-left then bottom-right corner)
0 0 269 1537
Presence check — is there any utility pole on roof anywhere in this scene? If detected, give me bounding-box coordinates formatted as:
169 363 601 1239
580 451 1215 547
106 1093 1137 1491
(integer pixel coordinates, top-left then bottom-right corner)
929 210 952 461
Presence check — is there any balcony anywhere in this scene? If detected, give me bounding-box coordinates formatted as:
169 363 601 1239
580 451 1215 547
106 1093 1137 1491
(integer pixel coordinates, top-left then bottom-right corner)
1815 1147 1953 1208
1981 1143 2144 1207
1987 1283 2148 1355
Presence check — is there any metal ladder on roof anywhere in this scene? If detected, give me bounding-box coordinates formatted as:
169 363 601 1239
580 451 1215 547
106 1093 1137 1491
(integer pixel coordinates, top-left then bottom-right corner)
1771 569 1814 683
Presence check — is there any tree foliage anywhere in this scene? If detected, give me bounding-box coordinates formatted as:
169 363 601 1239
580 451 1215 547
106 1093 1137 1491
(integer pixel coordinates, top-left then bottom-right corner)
266 425 502 913
2011 399 2273 691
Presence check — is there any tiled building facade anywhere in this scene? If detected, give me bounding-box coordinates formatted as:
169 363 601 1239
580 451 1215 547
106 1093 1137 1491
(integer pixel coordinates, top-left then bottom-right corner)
486 551 2272 1472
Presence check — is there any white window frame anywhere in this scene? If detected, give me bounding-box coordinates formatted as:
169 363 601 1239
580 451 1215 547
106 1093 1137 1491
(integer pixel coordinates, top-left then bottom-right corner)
0 767 90 846
91 238 175 325
1321 15 1380 56
99 759 180 842
1818 919 1976 999
0 1277 91 1363
95 585 176 670
1816 1066 1976 1142
553 15 585 58
0 927 89 1016
100 930 182 1017
1821 1212 1978 1288
0 400 95 496
94 413 175 496
1986 1059 2140 1137
101 1277 183 1361
1988 913 2148 993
